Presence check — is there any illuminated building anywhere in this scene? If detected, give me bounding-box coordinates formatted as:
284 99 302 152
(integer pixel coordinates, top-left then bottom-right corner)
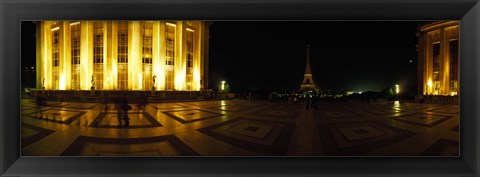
299 45 316 93
417 21 459 96
35 21 210 91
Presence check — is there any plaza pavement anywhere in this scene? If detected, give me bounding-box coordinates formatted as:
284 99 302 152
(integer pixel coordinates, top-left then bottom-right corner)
20 98 459 156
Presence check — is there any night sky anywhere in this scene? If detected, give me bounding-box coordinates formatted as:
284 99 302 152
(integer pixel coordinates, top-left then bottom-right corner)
22 21 427 94
209 21 426 94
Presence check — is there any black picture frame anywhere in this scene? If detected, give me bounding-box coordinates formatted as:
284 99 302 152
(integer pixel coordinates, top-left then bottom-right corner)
1 0 479 176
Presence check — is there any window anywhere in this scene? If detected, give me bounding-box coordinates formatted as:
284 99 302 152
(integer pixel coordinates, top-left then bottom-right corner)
93 22 104 89
52 26 60 89
142 21 153 90
165 67 174 91
186 28 194 90
449 40 458 93
71 22 81 90
165 23 176 90
165 23 175 66
117 21 128 90
186 29 194 68
432 43 440 94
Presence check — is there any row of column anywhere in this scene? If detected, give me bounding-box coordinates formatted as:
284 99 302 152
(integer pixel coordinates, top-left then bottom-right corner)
36 21 210 91
417 21 459 96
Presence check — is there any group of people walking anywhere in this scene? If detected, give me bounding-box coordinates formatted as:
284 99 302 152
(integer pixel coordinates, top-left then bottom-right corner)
103 96 146 128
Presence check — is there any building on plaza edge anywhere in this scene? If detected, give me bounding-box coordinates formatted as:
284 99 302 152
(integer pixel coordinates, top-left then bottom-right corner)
417 21 459 100
35 21 210 91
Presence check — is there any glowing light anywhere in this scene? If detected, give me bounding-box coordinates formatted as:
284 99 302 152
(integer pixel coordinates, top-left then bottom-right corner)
427 79 433 95
221 81 225 91
59 74 66 89
395 84 400 94
39 21 206 91
451 92 457 96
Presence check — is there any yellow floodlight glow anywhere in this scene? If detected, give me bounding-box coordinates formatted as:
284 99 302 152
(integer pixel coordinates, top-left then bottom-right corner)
394 100 400 105
221 81 225 91
38 21 207 91
59 74 66 90
451 92 457 96
427 79 433 95
395 84 400 94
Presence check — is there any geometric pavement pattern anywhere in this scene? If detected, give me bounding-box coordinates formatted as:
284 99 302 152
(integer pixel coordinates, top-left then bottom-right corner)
21 123 55 148
392 113 452 127
161 109 224 124
61 134 199 156
89 111 163 129
198 118 295 155
317 120 416 155
20 98 459 156
251 109 300 119
23 109 86 124
420 138 459 156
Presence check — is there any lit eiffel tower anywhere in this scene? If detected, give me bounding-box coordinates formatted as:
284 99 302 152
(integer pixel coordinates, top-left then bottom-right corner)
299 45 316 93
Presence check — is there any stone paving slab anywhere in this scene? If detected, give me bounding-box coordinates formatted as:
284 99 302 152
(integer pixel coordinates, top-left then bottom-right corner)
21 99 459 156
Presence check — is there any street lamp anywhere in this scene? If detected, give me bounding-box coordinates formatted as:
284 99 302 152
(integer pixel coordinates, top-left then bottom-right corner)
395 84 400 94
221 81 226 91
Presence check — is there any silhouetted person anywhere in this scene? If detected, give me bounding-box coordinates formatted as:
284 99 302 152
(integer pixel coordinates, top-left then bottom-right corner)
36 96 42 106
121 102 132 127
116 103 123 127
136 97 144 115
103 98 108 114
305 96 312 110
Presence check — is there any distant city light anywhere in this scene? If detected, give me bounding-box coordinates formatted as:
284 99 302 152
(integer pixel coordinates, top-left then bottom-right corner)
410 60 413 63
395 84 400 94
221 81 226 91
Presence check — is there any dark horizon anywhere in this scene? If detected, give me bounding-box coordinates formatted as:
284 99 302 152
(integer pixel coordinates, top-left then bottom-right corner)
22 21 426 94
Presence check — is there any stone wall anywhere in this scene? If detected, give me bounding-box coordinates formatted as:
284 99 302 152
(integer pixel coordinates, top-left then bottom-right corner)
415 95 459 104
30 90 213 103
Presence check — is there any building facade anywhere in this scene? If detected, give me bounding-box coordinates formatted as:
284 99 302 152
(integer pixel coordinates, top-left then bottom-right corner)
417 21 459 96
36 21 210 91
